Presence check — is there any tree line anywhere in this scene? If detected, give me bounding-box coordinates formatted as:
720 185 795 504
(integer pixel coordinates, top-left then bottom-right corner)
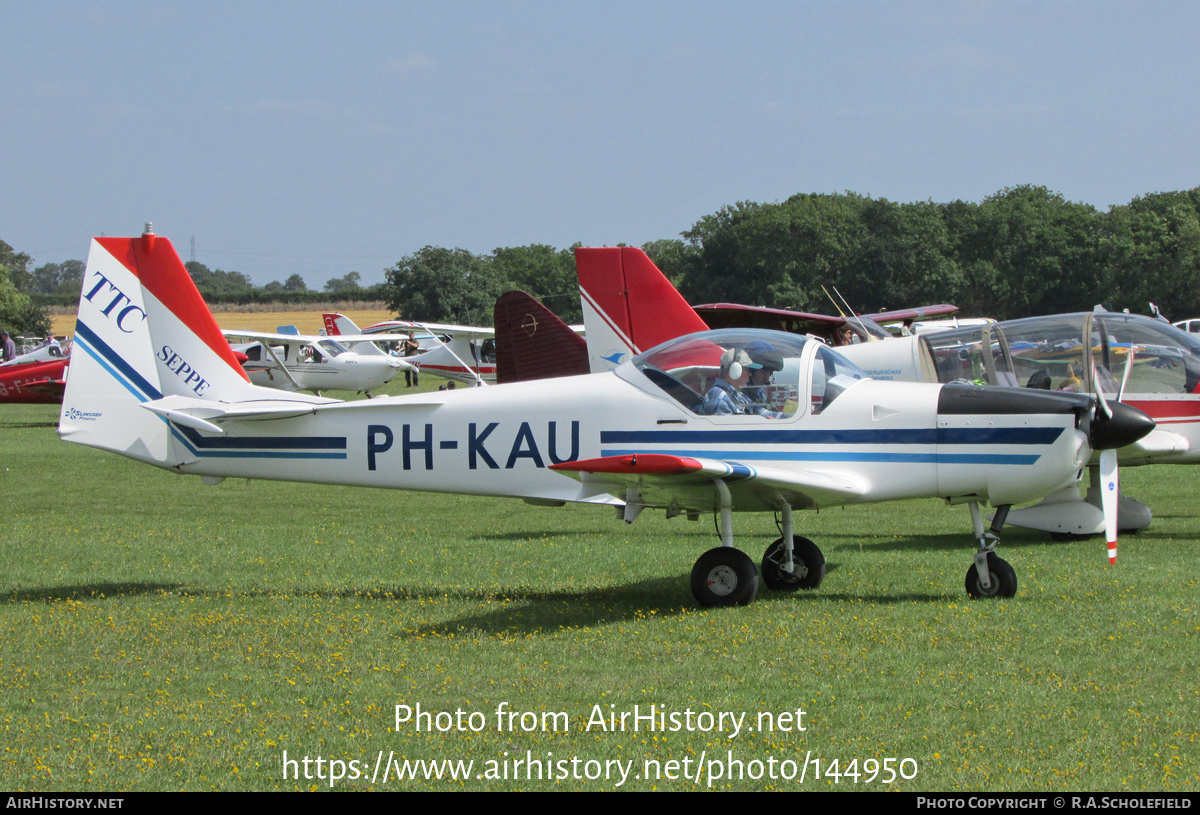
5 183 1200 337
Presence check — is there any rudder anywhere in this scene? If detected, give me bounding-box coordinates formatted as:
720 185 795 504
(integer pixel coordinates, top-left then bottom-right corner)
60 228 253 465
575 247 708 372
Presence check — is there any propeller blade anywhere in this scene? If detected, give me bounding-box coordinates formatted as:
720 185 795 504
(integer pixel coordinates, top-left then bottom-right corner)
1100 448 1119 565
1089 355 1114 419
1117 346 1135 402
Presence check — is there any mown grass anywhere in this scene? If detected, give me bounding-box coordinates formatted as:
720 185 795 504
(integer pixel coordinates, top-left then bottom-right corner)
0 392 1197 791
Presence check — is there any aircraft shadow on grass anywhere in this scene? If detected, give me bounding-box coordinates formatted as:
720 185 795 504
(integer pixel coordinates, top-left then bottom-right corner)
3 581 184 604
828 530 1098 554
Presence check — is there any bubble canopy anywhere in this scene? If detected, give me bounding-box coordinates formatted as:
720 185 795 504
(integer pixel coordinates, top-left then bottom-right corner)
626 329 868 418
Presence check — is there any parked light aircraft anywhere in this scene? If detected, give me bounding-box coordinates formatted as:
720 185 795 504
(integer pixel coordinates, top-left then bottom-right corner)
59 231 1153 606
322 313 497 385
221 329 403 395
575 247 956 370
1 338 70 404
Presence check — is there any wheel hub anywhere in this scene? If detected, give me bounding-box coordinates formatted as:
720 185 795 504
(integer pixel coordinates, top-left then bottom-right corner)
706 566 738 596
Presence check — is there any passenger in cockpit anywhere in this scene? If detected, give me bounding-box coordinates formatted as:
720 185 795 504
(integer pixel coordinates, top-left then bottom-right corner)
699 341 786 419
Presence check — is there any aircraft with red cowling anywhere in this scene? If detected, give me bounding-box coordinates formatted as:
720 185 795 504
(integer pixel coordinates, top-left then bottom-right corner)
58 229 1152 606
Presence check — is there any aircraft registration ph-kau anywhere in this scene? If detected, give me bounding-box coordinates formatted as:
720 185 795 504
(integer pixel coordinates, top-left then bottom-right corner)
59 230 1153 606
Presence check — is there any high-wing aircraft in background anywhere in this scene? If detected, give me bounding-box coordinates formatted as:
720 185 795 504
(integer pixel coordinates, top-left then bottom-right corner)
322 313 497 385
221 329 403 396
60 231 1152 606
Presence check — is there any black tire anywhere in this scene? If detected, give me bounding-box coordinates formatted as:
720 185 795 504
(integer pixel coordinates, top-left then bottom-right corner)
761 536 826 591
690 547 759 607
965 553 1018 599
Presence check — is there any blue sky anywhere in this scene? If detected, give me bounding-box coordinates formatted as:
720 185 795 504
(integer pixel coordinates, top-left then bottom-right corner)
4 1 1198 287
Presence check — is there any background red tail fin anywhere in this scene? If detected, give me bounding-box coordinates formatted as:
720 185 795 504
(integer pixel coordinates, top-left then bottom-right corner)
494 291 588 383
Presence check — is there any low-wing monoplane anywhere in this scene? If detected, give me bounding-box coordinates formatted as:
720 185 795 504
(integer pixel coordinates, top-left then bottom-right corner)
322 313 497 385
221 329 403 395
59 232 1152 606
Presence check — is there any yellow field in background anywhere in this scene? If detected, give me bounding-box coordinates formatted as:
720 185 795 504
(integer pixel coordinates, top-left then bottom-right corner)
50 308 395 338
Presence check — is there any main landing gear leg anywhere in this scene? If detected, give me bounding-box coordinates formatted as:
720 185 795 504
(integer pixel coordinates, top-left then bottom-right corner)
690 479 759 607
965 502 1017 599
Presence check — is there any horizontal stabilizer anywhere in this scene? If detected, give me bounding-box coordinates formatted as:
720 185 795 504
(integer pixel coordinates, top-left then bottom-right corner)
140 393 336 427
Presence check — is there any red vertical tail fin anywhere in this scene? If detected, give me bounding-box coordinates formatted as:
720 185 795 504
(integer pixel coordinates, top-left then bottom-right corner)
575 247 708 371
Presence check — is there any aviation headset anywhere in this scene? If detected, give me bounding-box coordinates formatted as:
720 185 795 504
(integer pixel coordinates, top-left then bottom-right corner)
720 348 757 381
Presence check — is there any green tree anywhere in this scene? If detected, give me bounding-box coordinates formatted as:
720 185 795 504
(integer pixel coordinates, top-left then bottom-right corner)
186 261 256 298
283 273 308 293
490 244 580 323
29 259 85 295
0 261 48 336
384 247 506 325
1099 189 1200 320
950 186 1103 319
324 271 362 293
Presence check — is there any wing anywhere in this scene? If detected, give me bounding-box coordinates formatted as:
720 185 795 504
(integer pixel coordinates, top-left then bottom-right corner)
366 321 495 339
221 329 313 349
550 454 868 513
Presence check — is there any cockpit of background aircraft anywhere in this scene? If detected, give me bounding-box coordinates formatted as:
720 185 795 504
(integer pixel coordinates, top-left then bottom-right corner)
920 312 1200 395
628 329 867 418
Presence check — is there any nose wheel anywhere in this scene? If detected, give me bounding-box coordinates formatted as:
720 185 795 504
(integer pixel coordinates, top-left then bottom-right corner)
965 502 1017 599
761 536 826 591
966 552 1017 598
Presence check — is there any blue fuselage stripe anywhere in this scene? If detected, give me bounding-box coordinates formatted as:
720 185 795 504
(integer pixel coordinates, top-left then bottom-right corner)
599 449 1040 465
600 428 1063 445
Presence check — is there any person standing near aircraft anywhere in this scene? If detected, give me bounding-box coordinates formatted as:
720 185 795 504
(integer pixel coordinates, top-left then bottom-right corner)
1 331 15 362
700 341 786 418
403 337 420 387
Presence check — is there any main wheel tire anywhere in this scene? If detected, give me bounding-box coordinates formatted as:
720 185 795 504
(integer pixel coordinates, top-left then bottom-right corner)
965 553 1018 599
761 536 826 591
691 547 760 607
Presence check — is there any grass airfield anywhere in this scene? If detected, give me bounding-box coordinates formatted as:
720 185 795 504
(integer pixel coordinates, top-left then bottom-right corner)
1 377 1197 791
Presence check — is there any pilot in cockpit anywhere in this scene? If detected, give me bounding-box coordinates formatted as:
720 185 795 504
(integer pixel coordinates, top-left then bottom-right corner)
699 341 786 419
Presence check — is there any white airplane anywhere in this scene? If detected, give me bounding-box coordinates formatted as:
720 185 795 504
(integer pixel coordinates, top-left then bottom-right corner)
59 230 1152 606
322 313 496 385
1 337 69 368
221 329 404 396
